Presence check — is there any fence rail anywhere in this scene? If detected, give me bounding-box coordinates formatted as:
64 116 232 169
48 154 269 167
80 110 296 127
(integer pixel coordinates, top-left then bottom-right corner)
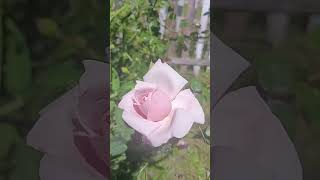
168 57 210 66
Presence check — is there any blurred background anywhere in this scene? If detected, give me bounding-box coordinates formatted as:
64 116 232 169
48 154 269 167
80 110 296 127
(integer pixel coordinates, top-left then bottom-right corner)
110 0 210 179
0 0 105 179
213 0 320 179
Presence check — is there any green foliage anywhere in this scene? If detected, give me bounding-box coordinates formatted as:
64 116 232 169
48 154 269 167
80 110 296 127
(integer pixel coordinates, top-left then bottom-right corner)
253 29 320 141
295 83 320 125
0 0 105 178
4 19 32 97
8 142 42 180
110 0 168 173
175 35 186 57
36 18 61 38
256 53 294 95
110 0 168 80
0 123 19 160
134 130 210 180
187 71 210 117
34 61 82 94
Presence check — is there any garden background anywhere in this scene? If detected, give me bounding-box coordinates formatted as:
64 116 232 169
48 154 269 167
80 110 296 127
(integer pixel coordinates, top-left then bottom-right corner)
110 0 210 179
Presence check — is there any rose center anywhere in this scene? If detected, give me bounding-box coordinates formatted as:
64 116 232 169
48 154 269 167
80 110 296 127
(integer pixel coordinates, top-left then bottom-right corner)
133 88 171 121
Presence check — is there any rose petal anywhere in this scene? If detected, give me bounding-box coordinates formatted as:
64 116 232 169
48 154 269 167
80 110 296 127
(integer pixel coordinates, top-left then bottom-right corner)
143 59 187 100
212 36 250 106
118 81 156 112
27 88 76 156
212 86 302 180
118 90 135 111
79 60 108 95
147 89 172 122
122 111 161 136
40 155 104 180
212 147 273 180
76 60 108 136
146 117 173 147
77 88 108 136
171 109 194 138
172 89 205 124
27 85 107 178
134 80 156 90
74 135 108 177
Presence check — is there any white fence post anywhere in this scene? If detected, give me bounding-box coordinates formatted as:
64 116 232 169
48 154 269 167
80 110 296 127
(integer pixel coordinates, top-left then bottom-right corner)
159 7 168 39
175 0 185 32
193 0 210 76
267 12 289 47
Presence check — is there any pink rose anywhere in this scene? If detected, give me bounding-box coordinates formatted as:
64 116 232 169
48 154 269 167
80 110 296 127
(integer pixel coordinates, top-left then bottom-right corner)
27 60 109 180
118 59 205 147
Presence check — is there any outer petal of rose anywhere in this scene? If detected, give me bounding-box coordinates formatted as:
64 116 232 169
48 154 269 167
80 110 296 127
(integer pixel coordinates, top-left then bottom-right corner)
122 111 161 136
78 60 108 95
77 60 108 135
73 135 108 177
76 87 108 136
27 88 105 179
143 59 187 100
212 147 273 180
172 89 205 124
118 90 135 111
27 87 76 156
145 117 173 147
39 155 105 180
171 109 194 138
212 36 250 106
212 86 302 180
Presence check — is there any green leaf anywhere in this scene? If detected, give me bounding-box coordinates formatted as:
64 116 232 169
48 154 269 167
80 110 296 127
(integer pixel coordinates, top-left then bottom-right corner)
112 68 120 92
121 67 130 74
190 78 203 93
34 61 82 93
180 19 189 28
0 123 19 160
149 61 154 70
5 19 32 97
269 100 297 138
110 140 128 157
36 18 60 38
8 142 42 180
295 83 320 125
256 57 294 95
308 27 320 48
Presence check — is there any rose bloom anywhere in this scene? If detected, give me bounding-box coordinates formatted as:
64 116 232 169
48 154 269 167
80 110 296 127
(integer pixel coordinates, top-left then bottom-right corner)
119 59 205 147
27 60 109 180
212 36 302 180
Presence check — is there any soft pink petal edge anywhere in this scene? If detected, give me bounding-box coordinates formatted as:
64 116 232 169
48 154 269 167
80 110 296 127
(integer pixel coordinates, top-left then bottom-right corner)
145 113 174 147
172 89 205 124
121 111 162 136
143 59 187 100
27 88 76 156
40 155 105 180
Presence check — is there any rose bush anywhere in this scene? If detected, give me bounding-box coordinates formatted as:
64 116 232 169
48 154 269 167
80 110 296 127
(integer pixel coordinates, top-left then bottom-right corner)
27 60 108 180
118 59 205 147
